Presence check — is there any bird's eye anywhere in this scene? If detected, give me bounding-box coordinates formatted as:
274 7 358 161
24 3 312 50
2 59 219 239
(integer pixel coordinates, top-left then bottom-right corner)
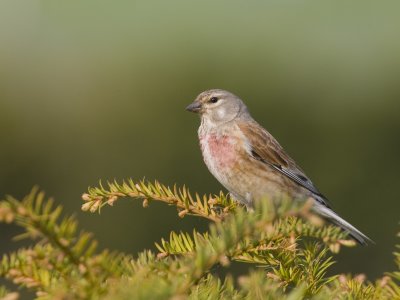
208 97 219 104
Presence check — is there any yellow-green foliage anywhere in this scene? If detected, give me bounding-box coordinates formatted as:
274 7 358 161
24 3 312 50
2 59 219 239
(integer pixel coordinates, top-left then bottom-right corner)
0 181 399 299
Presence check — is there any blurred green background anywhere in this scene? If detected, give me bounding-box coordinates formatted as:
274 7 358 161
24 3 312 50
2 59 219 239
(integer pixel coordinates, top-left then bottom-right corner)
1 0 399 284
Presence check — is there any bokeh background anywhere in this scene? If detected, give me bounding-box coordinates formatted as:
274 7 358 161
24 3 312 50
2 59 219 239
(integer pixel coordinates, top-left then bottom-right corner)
1 0 399 289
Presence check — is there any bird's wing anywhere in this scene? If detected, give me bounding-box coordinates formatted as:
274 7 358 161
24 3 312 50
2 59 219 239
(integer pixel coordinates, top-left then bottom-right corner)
237 121 331 208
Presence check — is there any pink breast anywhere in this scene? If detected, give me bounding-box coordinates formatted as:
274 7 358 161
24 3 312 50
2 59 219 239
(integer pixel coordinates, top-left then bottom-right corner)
200 134 236 168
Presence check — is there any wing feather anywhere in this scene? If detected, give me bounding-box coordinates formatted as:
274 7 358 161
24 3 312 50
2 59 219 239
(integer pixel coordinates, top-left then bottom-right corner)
238 121 330 208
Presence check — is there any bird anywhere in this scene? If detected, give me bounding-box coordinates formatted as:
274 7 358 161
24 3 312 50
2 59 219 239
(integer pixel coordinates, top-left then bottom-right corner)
186 89 372 245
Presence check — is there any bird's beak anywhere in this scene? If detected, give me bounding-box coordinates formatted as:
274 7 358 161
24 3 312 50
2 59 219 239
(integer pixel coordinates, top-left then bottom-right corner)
185 101 202 113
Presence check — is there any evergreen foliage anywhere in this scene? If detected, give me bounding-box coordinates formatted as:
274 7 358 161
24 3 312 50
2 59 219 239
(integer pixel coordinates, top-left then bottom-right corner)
0 181 398 299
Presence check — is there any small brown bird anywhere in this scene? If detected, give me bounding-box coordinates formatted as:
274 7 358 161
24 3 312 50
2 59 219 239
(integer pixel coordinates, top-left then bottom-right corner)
186 89 372 245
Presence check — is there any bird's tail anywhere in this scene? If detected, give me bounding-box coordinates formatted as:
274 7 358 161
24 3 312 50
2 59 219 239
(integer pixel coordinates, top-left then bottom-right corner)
313 202 373 246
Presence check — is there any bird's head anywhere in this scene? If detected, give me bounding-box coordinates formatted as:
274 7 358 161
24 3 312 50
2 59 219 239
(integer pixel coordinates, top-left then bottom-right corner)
186 89 249 126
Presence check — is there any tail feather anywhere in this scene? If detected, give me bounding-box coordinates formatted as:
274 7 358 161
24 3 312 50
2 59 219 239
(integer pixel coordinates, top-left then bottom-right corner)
313 203 373 246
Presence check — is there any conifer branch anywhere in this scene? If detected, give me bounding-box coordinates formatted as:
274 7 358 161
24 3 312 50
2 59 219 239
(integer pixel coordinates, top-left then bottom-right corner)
82 179 237 222
82 179 357 296
0 183 399 299
152 200 351 296
0 188 133 298
0 188 96 285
